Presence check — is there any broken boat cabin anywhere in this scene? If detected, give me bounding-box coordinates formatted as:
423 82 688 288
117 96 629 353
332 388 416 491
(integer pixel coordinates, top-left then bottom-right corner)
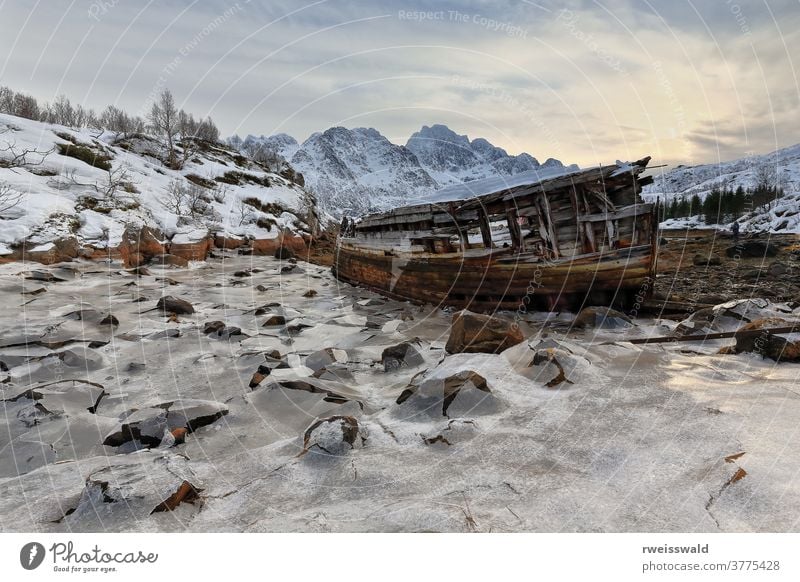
333 157 658 312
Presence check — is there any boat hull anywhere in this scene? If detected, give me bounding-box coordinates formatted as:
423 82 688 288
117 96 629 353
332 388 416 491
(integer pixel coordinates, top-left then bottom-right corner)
332 243 656 313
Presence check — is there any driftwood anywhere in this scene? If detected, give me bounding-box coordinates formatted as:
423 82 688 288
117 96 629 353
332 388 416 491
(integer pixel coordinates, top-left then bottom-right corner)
621 325 800 345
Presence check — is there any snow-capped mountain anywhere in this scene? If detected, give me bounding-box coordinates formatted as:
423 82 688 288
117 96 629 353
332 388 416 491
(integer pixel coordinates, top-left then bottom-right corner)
643 143 800 232
244 124 574 216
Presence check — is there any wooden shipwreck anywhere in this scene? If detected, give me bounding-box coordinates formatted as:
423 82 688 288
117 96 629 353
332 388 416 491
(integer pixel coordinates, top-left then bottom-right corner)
333 157 658 312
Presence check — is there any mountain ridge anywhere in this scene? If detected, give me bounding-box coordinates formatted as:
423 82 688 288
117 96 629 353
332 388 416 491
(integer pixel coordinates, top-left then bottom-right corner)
240 123 576 216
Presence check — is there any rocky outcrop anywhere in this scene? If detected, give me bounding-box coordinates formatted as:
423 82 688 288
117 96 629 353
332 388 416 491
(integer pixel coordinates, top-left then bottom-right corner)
118 225 166 267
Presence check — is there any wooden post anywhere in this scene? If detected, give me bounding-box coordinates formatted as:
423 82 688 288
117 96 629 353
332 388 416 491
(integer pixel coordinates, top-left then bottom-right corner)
478 208 492 248
505 208 523 251
579 189 597 253
569 185 589 253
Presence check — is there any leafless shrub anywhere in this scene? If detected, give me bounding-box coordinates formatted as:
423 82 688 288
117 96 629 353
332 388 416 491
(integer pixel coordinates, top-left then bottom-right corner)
160 178 210 218
95 163 138 206
0 139 55 169
0 182 23 214
233 199 255 226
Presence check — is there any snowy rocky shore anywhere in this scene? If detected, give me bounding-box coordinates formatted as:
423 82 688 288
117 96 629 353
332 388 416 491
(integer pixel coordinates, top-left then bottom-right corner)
0 113 320 266
2 250 800 532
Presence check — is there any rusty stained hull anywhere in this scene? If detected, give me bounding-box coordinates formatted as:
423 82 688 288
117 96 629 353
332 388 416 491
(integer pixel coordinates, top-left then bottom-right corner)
333 243 656 312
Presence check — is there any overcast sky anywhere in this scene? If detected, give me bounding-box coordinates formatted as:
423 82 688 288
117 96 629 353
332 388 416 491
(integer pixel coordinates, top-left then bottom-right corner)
1 0 798 167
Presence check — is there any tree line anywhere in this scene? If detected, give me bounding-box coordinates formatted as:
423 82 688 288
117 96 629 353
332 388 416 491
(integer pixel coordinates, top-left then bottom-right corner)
662 184 785 224
0 85 219 169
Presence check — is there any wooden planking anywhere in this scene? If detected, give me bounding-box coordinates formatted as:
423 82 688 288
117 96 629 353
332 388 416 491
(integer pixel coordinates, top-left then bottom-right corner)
578 203 653 223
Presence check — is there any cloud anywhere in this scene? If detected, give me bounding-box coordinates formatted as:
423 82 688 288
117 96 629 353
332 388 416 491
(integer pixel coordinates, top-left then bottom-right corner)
0 0 797 167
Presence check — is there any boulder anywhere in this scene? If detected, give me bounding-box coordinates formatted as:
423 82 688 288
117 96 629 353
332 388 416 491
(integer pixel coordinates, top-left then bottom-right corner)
203 321 226 334
156 295 194 315
730 317 800 362
263 314 286 326
397 369 494 417
382 341 425 371
573 306 632 329
303 289 318 298
301 415 363 456
23 238 80 265
445 310 524 354
119 225 165 267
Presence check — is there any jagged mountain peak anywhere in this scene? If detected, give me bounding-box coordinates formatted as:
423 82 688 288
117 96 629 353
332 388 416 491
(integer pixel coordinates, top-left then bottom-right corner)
238 123 571 217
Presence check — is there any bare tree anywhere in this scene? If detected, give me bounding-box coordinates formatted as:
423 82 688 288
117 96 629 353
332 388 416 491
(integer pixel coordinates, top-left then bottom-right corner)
177 109 199 168
233 199 255 226
148 89 178 168
160 178 208 218
11 92 40 120
0 182 23 215
755 160 777 191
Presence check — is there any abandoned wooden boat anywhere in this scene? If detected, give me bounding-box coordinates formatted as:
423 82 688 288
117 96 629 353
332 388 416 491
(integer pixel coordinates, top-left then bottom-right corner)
332 157 658 312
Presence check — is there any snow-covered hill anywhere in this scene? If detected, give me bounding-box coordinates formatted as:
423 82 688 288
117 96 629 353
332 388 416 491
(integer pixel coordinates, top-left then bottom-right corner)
0 113 318 261
244 124 575 216
643 143 800 232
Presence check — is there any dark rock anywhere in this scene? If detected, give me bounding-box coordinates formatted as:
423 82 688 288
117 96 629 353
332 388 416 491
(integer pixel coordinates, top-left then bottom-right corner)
156 295 194 315
203 321 226 334
274 246 295 260
233 270 251 277
287 321 313 334
281 264 296 273
103 399 228 448
445 310 524 354
263 315 286 326
725 240 780 258
573 306 632 329
129 266 152 276
382 341 424 371
693 254 721 266
99 314 119 326
366 314 389 329
303 289 318 298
